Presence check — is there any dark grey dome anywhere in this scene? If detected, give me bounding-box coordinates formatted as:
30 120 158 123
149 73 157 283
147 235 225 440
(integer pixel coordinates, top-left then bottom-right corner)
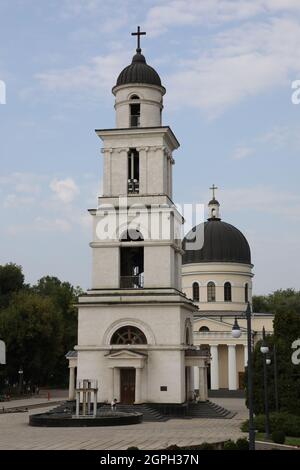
115 51 162 88
182 219 251 265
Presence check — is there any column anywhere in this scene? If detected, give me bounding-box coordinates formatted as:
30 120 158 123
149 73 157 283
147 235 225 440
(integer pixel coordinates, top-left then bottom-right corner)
228 344 237 390
108 367 114 401
243 344 248 367
68 366 75 400
135 368 142 404
194 366 199 391
210 345 219 390
198 366 207 401
203 365 208 400
113 368 119 400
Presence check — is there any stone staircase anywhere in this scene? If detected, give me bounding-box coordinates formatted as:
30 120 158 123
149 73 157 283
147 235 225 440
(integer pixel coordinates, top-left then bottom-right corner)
99 403 168 422
185 401 236 419
99 401 235 421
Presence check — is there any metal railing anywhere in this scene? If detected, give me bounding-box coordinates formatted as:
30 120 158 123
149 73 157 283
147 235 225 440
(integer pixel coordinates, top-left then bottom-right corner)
120 274 144 289
130 115 140 127
127 178 139 194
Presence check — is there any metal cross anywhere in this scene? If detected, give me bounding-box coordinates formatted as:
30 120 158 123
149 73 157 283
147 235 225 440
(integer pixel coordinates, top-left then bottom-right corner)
131 26 146 51
210 184 218 200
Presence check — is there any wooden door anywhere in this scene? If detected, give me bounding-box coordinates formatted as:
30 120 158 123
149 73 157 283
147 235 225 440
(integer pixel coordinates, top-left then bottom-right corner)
120 368 136 404
238 372 245 389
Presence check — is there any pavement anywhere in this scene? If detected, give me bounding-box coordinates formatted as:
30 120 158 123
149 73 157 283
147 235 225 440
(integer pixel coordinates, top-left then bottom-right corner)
0 396 249 450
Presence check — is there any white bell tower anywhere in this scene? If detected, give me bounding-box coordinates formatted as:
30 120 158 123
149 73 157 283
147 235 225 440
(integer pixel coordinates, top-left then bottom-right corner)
75 28 207 407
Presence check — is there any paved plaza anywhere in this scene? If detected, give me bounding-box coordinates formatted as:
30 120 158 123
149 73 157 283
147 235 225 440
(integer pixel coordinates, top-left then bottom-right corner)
0 397 248 450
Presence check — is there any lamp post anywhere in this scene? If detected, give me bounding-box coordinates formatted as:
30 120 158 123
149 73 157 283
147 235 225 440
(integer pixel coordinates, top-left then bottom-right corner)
231 302 255 450
273 344 279 412
260 327 270 440
18 366 23 395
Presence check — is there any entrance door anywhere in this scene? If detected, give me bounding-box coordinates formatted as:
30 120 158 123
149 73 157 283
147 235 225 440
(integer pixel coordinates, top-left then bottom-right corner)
120 368 136 404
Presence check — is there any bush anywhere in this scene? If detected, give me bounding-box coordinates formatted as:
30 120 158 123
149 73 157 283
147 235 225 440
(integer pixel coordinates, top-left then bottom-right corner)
236 438 249 450
223 440 237 450
271 431 286 444
241 412 300 437
199 442 215 450
127 446 139 450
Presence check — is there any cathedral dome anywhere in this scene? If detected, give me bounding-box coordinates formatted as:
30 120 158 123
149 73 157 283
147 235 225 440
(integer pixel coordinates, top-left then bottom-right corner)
115 51 162 88
182 219 251 265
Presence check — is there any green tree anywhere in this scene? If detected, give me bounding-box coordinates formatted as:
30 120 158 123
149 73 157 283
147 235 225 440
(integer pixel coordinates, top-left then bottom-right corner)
32 276 82 385
0 263 25 308
0 290 63 386
252 289 300 416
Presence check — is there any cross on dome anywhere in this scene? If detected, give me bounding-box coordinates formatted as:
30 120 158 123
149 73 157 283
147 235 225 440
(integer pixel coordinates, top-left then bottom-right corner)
131 26 146 53
209 184 218 200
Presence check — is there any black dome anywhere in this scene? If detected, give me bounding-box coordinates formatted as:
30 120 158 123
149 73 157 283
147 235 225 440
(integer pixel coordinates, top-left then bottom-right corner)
115 51 162 88
182 219 251 265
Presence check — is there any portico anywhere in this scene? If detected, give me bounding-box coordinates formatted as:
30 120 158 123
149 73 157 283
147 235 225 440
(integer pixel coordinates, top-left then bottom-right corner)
106 350 147 404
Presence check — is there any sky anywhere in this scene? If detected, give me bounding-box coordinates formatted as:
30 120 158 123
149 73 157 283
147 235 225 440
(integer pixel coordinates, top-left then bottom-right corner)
0 0 300 295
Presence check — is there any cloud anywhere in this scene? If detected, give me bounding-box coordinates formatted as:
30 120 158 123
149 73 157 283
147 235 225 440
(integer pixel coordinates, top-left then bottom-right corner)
7 217 72 236
3 194 35 208
35 52 126 95
0 172 42 195
232 145 254 160
165 16 300 115
144 0 300 35
221 186 300 220
49 178 79 204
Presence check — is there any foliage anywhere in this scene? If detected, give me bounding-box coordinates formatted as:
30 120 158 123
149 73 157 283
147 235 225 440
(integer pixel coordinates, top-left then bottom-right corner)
271 430 286 444
241 413 300 437
0 290 63 386
0 263 25 308
223 440 237 450
251 289 300 415
0 265 82 389
235 438 249 450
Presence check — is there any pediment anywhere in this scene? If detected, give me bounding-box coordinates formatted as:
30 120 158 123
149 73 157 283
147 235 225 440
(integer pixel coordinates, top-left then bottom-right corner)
106 349 147 360
194 316 246 332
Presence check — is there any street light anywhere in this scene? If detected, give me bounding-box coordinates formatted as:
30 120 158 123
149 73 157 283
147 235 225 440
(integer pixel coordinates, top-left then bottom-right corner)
18 366 23 395
231 302 255 450
260 327 270 440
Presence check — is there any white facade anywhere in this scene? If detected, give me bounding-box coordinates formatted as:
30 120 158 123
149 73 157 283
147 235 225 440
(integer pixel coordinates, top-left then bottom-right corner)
182 200 274 391
70 44 208 405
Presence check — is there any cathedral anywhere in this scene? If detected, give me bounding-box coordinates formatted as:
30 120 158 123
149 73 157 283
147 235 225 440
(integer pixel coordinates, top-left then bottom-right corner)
67 28 274 404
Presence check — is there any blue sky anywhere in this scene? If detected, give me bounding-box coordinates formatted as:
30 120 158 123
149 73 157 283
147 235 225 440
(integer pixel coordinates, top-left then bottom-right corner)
1 0 300 294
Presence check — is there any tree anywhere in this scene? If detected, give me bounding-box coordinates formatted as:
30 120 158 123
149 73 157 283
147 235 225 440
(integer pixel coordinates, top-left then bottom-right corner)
252 289 300 416
32 276 82 385
0 263 25 308
0 290 63 386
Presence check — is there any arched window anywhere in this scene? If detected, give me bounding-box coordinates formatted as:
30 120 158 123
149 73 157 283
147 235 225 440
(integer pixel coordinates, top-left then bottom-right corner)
199 326 210 332
224 282 232 302
128 148 139 193
185 328 191 345
111 326 147 345
120 229 144 288
192 282 200 301
245 283 249 303
130 97 140 127
207 282 216 302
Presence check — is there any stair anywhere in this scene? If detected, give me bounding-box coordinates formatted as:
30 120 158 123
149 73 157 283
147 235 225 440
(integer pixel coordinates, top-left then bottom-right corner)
185 401 236 419
99 404 168 422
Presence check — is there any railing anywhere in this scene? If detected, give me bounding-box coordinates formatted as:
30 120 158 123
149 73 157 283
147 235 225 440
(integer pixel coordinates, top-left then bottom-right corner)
130 115 140 127
120 274 144 289
128 178 139 194
195 331 247 339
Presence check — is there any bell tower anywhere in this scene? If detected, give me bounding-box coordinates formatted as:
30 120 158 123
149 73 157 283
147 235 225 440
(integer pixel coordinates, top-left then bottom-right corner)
75 28 206 406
